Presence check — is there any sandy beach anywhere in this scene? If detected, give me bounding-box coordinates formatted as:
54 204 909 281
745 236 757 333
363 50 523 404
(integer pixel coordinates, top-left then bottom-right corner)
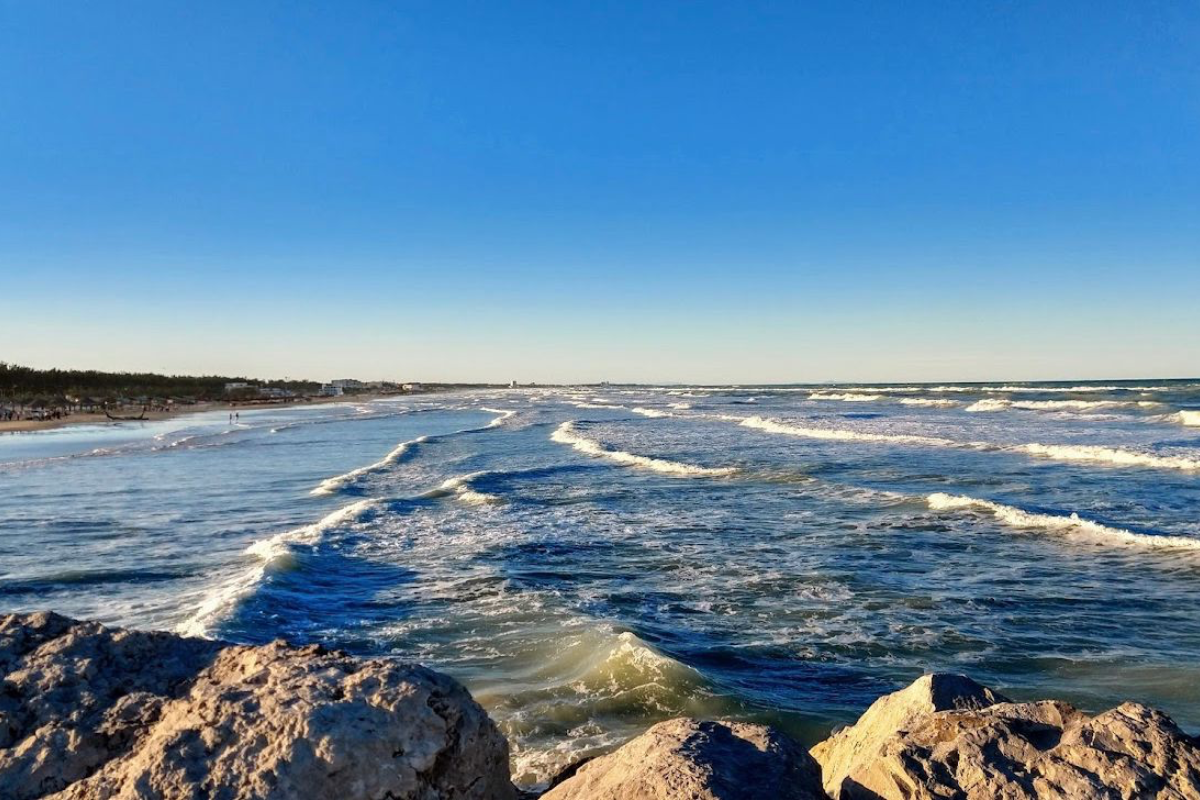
0 395 384 435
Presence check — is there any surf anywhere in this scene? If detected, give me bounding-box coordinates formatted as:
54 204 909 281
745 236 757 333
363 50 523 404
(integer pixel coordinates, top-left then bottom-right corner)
551 421 736 477
927 493 1200 550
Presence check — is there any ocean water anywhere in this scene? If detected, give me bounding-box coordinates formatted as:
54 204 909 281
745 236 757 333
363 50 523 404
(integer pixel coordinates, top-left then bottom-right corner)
2 382 1200 786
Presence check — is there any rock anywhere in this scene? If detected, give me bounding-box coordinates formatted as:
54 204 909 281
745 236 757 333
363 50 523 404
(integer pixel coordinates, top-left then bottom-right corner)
0 611 514 800
812 674 1200 800
539 717 826 800
811 673 1007 797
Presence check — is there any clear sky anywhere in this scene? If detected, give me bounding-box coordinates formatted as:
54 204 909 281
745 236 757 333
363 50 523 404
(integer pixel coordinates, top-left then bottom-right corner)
1 2 1197 384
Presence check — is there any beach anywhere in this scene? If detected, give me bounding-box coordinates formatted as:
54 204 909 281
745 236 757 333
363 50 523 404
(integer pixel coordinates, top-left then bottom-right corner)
0 394 386 434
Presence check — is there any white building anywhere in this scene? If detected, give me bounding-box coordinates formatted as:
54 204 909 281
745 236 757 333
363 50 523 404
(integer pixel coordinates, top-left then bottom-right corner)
330 379 364 390
319 384 344 397
402 383 422 392
224 382 250 393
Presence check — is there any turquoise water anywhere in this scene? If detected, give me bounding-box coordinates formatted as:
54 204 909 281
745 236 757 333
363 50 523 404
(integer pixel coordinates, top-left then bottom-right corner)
2 382 1199 785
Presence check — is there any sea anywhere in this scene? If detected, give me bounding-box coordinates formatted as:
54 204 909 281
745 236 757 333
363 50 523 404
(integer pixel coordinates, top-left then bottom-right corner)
2 381 1199 786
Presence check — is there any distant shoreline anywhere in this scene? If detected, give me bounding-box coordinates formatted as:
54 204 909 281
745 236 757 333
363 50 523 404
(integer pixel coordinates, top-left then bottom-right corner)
0 394 383 435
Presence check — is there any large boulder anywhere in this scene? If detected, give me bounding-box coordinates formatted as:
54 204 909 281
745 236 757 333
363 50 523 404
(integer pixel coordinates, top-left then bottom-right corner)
539 717 826 800
811 674 1200 800
811 673 1006 797
0 611 514 800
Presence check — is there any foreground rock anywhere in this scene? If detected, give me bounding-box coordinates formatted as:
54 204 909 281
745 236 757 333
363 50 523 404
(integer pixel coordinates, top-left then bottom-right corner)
812 673 1200 800
810 674 1008 797
0 611 514 800
540 717 826 800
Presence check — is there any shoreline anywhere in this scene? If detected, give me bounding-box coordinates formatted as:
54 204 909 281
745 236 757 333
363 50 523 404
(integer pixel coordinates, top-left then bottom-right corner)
0 393 391 435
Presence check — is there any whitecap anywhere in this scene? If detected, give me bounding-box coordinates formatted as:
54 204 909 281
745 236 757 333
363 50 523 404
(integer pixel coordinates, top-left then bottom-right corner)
551 421 735 477
178 499 378 638
927 493 1200 550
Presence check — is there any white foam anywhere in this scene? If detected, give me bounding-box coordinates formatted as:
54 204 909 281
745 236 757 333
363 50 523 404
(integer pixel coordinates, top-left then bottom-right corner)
966 398 1130 413
551 421 735 477
1175 410 1200 427
668 402 692 410
572 402 625 410
631 407 672 418
808 392 885 402
178 499 378 638
1019 443 1200 472
899 398 959 407
927 493 1200 550
481 408 518 427
311 436 428 496
739 416 957 447
427 471 503 506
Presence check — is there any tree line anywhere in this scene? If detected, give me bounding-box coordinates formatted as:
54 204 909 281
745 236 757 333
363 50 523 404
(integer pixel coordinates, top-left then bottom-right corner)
0 362 320 405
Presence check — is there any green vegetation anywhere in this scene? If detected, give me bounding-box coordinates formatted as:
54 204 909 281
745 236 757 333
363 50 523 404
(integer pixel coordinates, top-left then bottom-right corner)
0 363 320 407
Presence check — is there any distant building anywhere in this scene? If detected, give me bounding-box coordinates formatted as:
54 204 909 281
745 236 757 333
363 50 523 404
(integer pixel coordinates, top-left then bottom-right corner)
224 382 250 393
259 387 294 399
330 379 364 390
319 384 344 397
402 383 422 392
509 380 517 388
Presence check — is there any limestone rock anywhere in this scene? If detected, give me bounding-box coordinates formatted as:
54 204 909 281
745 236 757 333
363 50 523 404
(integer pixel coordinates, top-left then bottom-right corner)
539 717 826 800
0 611 514 800
811 673 1007 797
812 674 1200 800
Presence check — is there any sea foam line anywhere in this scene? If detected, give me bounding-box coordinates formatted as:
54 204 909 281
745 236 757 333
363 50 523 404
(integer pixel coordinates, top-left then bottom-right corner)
178 499 378 638
965 398 1132 413
424 471 503 506
927 493 1200 550
309 409 514 496
738 416 957 447
551 421 735 477
736 415 1200 472
631 407 673 418
1174 410 1200 427
310 436 428 496
808 392 885 402
1018 443 1200 472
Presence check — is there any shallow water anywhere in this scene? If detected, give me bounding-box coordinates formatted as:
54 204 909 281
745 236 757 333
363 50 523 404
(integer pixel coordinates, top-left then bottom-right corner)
2 382 1199 785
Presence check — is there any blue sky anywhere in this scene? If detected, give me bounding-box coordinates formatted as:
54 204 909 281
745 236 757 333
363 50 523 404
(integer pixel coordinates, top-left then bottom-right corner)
1 1 1197 383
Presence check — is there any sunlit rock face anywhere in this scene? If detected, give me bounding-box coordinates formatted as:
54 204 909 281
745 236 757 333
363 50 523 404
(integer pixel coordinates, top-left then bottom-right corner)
0 612 514 800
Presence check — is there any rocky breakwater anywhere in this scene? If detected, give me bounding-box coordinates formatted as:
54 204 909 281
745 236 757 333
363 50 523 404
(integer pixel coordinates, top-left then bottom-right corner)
0 612 513 800
3 611 1199 799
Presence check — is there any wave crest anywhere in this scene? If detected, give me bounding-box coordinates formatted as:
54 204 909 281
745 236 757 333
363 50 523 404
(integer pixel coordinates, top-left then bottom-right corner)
551 421 735 477
178 499 378 638
1019 443 1200 472
739 416 956 447
927 493 1200 550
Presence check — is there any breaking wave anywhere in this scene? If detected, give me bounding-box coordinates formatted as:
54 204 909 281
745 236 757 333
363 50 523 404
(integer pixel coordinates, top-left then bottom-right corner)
1018 443 1200 472
489 629 713 786
966 398 1132 413
808 392 885 402
424 471 503 506
178 499 378 638
1174 410 1200 427
631 407 672 418
927 493 1200 550
310 408 514 495
551 421 735 477
311 436 428 496
739 416 957 447
899 398 959 407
